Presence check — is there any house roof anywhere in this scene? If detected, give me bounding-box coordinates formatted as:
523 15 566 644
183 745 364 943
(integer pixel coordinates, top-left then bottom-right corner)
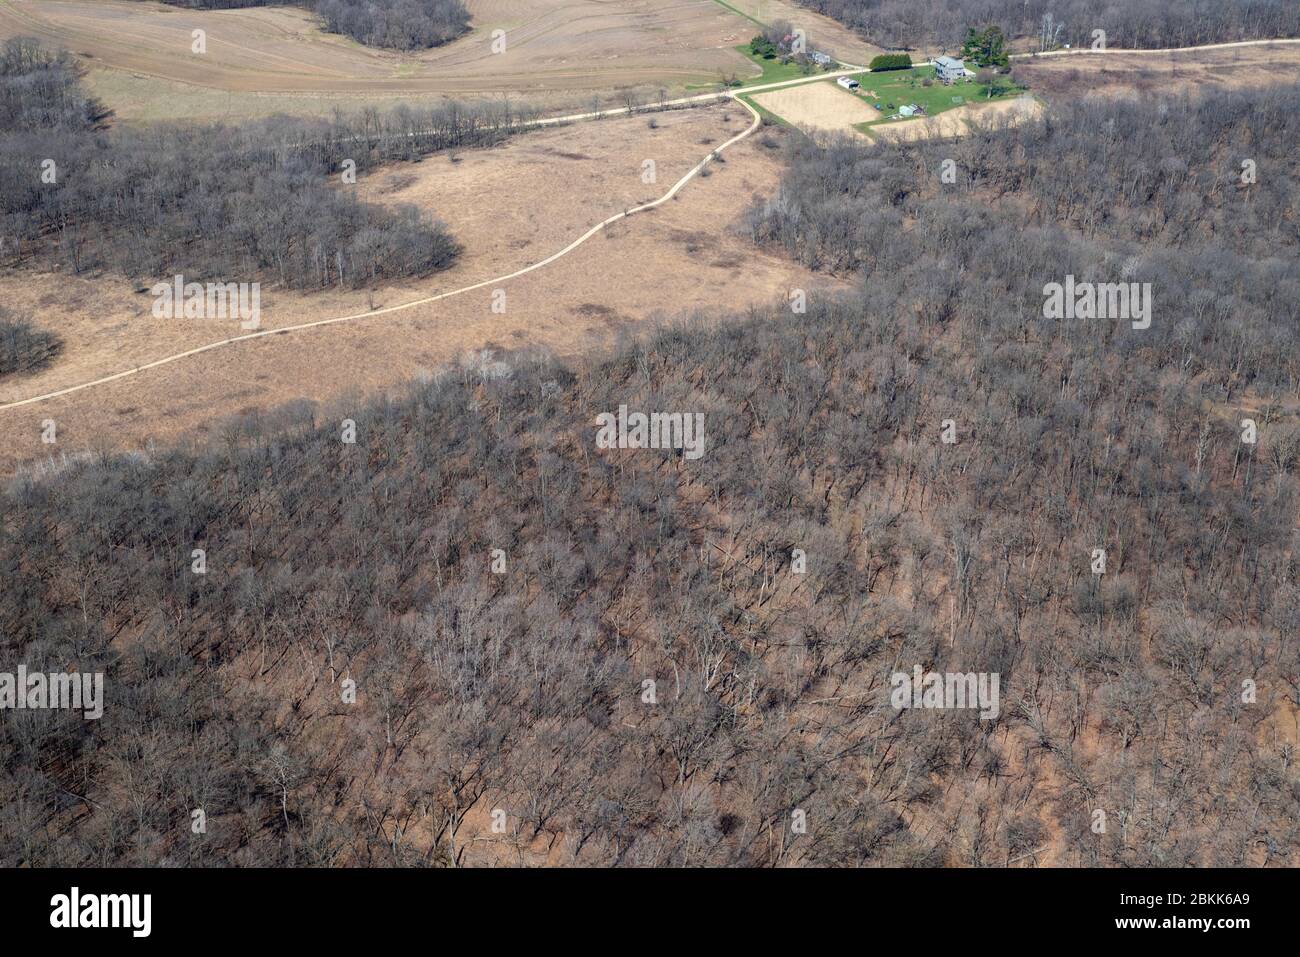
935 56 965 69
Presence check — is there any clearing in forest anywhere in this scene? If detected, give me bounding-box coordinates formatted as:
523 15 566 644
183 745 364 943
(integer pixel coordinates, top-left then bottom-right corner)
0 104 843 471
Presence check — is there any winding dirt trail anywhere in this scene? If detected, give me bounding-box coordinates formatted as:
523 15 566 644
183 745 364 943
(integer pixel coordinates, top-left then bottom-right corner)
4 63 882 413
0 94 765 412
4 37 1298 412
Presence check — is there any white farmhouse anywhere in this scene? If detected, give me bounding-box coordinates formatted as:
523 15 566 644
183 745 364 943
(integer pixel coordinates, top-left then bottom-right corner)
934 55 967 84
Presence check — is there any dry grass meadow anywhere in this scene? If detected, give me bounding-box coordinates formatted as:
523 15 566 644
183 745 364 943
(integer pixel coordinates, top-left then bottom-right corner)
1012 41 1300 100
866 93 1044 141
0 104 844 471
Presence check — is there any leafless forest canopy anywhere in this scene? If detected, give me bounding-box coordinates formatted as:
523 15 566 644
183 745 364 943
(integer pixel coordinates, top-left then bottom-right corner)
0 307 62 380
2 67 1297 864
0 39 551 290
155 0 472 51
794 0 1300 49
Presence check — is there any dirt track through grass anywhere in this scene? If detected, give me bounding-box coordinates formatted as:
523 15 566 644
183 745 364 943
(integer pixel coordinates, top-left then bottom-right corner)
0 96 765 412
4 38 1296 412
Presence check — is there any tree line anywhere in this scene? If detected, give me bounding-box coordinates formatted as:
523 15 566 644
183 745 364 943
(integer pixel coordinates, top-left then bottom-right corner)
793 0 1300 50
2 82 1297 866
0 38 543 291
156 0 471 51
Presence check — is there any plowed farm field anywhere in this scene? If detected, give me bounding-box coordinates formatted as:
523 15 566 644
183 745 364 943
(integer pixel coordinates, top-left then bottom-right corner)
0 0 764 119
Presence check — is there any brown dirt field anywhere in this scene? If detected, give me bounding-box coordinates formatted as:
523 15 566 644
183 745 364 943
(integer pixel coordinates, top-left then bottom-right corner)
868 93 1044 142
751 79 875 135
1013 43 1300 100
0 104 845 473
0 0 768 120
717 0 882 65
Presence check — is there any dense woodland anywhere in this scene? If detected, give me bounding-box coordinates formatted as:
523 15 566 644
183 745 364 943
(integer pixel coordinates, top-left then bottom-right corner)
795 0 1300 50
2 75 1297 865
0 38 544 290
755 85 1300 336
154 0 471 51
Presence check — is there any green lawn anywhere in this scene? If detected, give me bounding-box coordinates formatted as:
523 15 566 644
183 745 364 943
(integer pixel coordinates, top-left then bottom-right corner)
729 45 828 88
845 64 1024 129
